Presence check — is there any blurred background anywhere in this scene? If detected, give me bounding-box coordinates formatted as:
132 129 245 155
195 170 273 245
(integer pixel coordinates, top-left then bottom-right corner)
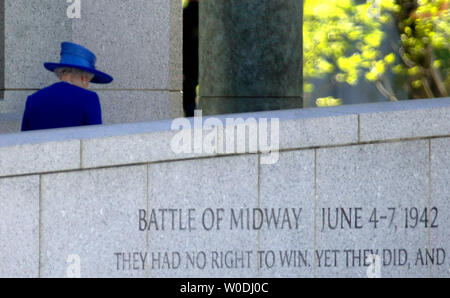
182 0 449 115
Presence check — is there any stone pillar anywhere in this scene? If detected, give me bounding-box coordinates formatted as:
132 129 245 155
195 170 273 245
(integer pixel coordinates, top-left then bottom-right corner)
0 0 4 101
199 0 303 115
0 0 183 134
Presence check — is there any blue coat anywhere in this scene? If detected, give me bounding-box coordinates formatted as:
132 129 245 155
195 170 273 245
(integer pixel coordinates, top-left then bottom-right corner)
21 81 102 131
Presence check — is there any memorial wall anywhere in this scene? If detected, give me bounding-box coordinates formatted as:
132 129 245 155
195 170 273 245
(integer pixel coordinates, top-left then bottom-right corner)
0 98 449 278
0 0 449 279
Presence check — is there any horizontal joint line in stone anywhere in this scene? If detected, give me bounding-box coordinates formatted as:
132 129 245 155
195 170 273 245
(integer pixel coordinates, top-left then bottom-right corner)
90 89 182 92
0 152 259 179
2 134 450 180
280 134 450 153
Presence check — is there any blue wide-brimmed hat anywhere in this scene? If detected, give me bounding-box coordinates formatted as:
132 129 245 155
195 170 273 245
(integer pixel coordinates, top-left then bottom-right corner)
44 42 113 84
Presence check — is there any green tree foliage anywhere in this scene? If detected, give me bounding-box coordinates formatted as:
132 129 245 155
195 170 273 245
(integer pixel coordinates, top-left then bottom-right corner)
304 0 449 106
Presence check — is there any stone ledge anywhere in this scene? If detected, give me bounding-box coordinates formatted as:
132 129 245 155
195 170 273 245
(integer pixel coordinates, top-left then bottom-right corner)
0 90 184 135
0 139 80 177
359 101 450 141
0 98 448 177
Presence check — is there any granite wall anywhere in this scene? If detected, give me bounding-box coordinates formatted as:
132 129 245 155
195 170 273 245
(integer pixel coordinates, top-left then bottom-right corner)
0 0 183 134
0 98 449 278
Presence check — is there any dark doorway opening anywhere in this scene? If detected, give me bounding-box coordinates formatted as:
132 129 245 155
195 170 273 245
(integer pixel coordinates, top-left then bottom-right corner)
182 0 198 117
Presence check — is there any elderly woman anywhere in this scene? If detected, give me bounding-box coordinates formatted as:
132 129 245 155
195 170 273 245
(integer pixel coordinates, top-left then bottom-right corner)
21 42 113 131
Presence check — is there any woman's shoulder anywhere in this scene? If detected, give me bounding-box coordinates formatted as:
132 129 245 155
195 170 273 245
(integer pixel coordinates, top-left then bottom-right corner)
38 82 99 98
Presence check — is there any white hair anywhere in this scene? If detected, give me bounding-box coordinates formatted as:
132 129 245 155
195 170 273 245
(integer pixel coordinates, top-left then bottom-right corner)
54 67 95 81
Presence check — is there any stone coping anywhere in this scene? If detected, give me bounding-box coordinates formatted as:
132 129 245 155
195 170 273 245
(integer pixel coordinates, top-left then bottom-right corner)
0 97 449 177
